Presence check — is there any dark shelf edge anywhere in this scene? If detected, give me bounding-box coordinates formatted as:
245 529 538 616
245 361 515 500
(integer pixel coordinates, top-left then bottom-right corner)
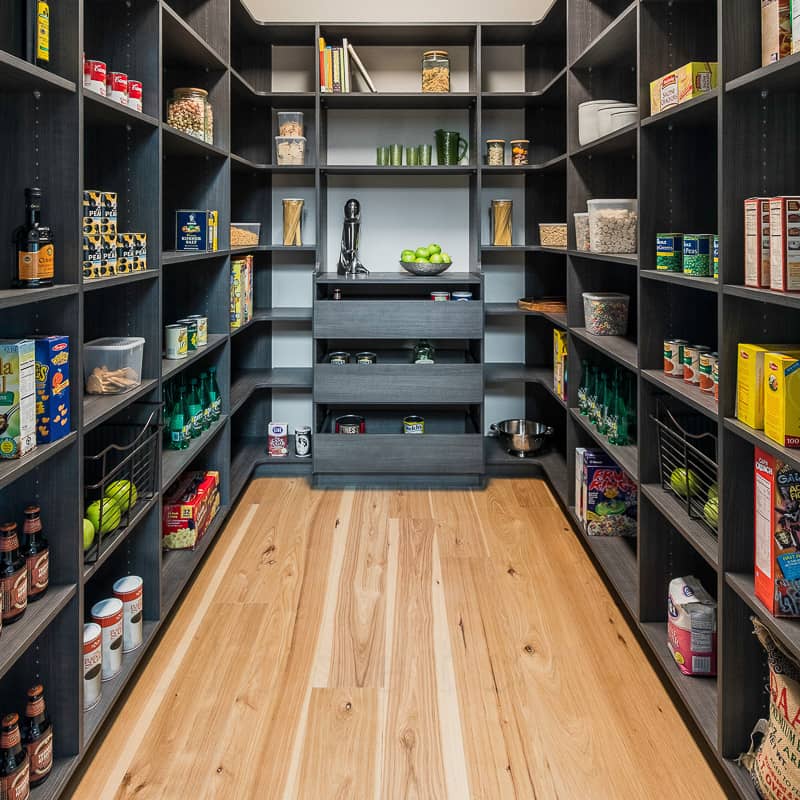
641 370 719 421
0 432 79 491
161 416 229 491
570 407 639 480
161 334 228 380
83 378 160 432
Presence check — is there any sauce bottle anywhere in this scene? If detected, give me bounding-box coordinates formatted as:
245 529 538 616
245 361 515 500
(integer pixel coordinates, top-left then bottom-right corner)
21 506 49 602
0 522 27 625
0 713 30 800
13 188 54 289
22 685 53 787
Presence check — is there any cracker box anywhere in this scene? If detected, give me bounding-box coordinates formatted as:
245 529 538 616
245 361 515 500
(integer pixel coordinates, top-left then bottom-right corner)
755 448 800 616
176 210 213 251
762 0 791 66
764 352 800 448
769 197 800 291
736 343 800 429
667 576 717 676
0 340 37 459
162 470 221 550
649 62 719 115
745 197 772 288
268 421 289 457
553 329 568 402
794 1 800 54
34 336 70 444
583 454 637 537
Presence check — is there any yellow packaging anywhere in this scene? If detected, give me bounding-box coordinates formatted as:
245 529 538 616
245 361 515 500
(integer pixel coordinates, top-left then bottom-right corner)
230 259 244 330
737 343 800 429
553 329 568 402
764 352 800 448
649 62 719 116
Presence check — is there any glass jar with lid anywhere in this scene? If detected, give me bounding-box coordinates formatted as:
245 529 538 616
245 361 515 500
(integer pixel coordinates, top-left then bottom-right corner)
421 50 450 93
167 88 212 143
486 139 505 166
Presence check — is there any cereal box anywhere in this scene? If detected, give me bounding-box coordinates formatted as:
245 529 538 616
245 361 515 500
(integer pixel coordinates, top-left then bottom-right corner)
649 62 719 116
793 1 800 54
0 340 37 459
764 352 800 448
162 470 220 550
553 329 568 402
736 343 800 429
268 422 289 457
230 258 245 329
745 198 772 288
762 0 792 66
582 453 637 537
755 448 800 616
34 336 70 444
667 576 717 676
769 197 800 291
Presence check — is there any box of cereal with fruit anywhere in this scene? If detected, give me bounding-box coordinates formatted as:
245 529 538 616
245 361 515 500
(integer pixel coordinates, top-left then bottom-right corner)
583 453 637 537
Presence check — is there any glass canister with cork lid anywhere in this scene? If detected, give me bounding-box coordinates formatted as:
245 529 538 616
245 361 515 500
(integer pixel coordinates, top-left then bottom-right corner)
167 88 212 143
422 50 450 93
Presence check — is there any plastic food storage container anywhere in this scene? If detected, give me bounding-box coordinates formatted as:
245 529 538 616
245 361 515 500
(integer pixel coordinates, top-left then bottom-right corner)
577 100 616 145
230 223 261 247
422 50 450 93
167 88 212 143
275 136 306 165
539 223 568 249
595 103 637 137
587 198 638 254
608 108 638 134
582 293 630 337
574 212 590 251
84 337 145 395
277 111 304 137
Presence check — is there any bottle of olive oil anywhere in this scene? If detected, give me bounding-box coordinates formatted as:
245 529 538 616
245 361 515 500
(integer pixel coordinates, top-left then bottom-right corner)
14 188 54 288
25 0 50 67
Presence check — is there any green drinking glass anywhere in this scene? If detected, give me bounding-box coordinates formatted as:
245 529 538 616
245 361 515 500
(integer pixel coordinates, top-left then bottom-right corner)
418 144 432 166
376 145 390 166
389 143 403 166
406 146 419 166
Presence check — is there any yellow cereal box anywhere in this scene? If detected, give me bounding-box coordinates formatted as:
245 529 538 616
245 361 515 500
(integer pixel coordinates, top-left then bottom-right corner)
553 329 568 402
650 62 719 116
737 343 800 429
765 352 800 447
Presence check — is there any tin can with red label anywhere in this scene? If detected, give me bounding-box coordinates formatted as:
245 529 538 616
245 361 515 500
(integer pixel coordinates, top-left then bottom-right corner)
113 575 143 652
83 622 102 710
106 72 128 105
127 79 143 112
83 59 107 96
91 598 123 680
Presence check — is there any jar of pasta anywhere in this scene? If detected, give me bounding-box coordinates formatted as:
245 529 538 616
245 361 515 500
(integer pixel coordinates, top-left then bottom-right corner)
422 50 450 93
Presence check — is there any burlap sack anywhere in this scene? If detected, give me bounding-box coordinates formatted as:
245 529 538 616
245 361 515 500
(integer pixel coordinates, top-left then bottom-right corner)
741 618 800 799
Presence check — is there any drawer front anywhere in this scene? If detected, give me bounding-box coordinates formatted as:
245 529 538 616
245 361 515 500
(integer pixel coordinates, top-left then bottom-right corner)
314 301 483 339
314 434 484 474
314 364 483 404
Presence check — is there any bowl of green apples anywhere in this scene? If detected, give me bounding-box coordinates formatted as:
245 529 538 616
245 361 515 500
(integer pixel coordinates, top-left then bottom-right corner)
399 243 453 276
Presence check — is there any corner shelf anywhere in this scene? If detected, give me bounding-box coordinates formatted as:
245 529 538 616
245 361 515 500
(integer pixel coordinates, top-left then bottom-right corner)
570 407 638 480
231 368 313 413
570 1 637 69
161 416 228 491
161 2 226 69
571 327 638 371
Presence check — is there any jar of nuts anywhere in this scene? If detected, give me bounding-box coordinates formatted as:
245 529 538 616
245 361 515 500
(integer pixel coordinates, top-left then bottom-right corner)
422 50 450 93
167 88 212 143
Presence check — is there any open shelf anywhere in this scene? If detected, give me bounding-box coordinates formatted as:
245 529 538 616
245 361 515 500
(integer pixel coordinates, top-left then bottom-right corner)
161 334 228 380
162 124 229 158
320 165 477 175
570 408 638 480
83 379 159 432
83 90 159 128
571 1 637 69
641 370 718 420
0 432 78 491
316 271 482 285
484 302 567 328
0 49 76 93
161 2 226 69
161 416 228 491
641 89 719 129
83 271 159 291
570 122 638 157
726 51 800 94
0 284 79 310
232 437 312 499
724 418 800 472
569 250 639 266
571 328 638 371
231 368 313 413
641 270 718 293
724 283 800 311
321 92 477 109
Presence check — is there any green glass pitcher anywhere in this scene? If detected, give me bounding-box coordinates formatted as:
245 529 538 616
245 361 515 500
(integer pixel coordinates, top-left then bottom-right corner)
434 129 468 165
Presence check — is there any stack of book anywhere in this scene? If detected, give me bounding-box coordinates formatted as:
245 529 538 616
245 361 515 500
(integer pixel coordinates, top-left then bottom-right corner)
319 38 376 94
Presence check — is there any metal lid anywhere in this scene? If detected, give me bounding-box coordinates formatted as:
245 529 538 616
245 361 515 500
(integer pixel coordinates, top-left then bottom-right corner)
91 597 123 619
486 139 505 143
423 50 449 58
173 87 208 97
84 622 101 642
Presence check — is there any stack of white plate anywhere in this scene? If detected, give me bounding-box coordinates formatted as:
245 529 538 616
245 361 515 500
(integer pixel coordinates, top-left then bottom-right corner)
578 100 638 145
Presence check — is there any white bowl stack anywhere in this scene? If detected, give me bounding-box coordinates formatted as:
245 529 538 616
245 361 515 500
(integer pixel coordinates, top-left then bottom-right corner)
578 100 638 145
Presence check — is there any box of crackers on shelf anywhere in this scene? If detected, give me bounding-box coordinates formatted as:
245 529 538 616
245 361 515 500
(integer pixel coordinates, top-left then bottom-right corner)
162 470 221 551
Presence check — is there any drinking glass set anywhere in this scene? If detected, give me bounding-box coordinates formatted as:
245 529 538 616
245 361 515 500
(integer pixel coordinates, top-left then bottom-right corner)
376 129 468 166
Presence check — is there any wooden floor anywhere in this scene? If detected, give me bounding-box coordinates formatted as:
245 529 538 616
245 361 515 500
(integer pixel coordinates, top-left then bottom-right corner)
70 478 725 799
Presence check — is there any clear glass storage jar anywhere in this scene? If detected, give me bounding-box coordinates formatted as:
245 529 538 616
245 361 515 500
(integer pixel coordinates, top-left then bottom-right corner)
510 139 529 165
486 139 505 166
167 88 211 143
422 50 450 93
587 198 638 254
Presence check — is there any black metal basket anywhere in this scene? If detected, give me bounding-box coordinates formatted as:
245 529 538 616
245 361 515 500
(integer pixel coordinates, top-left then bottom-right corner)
83 403 161 565
652 401 719 536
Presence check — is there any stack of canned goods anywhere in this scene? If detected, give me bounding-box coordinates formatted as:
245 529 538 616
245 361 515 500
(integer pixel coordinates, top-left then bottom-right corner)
656 233 719 279
164 315 209 360
82 56 143 111
664 338 718 401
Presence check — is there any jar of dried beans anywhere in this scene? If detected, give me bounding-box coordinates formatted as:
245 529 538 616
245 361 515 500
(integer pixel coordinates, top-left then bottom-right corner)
167 88 211 143
422 50 450 93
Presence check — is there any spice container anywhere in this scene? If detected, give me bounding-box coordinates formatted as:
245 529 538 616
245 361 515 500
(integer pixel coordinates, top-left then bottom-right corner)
422 50 450 93
510 139 529 165
275 136 306 165
491 199 513 247
539 223 568 249
574 212 590 251
277 111 304 137
683 234 713 276
329 351 350 365
167 88 210 142
356 352 377 364
486 139 505 166
582 292 630 336
657 233 683 272
587 198 638 254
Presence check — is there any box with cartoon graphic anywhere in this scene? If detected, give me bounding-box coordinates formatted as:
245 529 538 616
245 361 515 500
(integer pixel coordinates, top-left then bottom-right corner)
35 336 70 444
582 452 638 537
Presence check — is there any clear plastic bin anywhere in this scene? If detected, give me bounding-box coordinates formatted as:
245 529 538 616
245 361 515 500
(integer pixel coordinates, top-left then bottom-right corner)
574 212 590 251
587 198 638 254
84 337 145 395
277 111 304 137
230 222 261 247
539 223 567 249
582 293 630 337
275 136 306 166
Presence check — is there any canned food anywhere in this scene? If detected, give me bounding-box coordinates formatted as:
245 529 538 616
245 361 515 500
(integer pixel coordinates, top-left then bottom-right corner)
83 622 102 710
713 234 719 280
713 358 719 402
91 597 124 681
165 324 187 360
83 59 107 96
356 352 376 364
329 351 350 365
176 318 198 350
683 234 713 276
664 339 688 377
657 233 683 272
294 425 311 457
113 575 143 653
699 352 717 394
683 344 710 385
106 71 128 105
403 415 425 434
451 291 472 301
335 414 365 434
127 79 142 112
185 315 208 347
431 291 450 301
332 288 342 300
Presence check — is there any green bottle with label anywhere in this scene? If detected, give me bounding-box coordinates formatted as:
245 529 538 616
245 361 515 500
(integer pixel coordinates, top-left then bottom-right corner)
198 373 212 430
187 378 203 438
207 366 222 422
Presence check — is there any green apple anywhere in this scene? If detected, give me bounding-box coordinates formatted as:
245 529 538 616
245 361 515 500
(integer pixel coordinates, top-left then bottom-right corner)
401 252 416 263
428 243 442 255
670 467 700 499
708 482 719 502
415 247 431 259
83 518 96 552
401 249 415 258
440 252 452 264
415 256 430 264
429 253 444 264
704 496 719 528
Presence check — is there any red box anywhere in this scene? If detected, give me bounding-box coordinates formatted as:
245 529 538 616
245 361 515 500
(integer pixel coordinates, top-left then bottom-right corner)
162 470 220 550
755 448 800 616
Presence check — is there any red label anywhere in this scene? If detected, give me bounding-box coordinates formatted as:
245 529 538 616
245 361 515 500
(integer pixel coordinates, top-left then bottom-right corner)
1 568 27 622
0 726 20 749
26 731 52 781
26 551 48 598
0 533 19 553
93 607 123 628
128 80 142 99
83 635 101 657
0 761 29 800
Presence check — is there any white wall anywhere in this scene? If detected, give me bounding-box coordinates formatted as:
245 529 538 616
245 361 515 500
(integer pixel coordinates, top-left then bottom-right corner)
242 0 554 23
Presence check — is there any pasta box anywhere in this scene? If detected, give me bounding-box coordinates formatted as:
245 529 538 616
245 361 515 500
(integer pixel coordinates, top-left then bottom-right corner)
34 336 70 444
769 197 800 292
764 352 800 448
162 470 220 550
582 453 637 537
736 343 800 430
754 448 800 616
0 339 37 459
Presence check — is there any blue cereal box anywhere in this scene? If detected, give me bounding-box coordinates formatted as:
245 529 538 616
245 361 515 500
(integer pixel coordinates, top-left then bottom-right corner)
176 210 212 251
35 336 71 444
583 454 638 537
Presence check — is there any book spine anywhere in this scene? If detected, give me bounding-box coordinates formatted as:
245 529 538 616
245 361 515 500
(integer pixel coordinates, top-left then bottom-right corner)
332 47 342 92
342 37 350 93
318 37 327 92
324 47 332 92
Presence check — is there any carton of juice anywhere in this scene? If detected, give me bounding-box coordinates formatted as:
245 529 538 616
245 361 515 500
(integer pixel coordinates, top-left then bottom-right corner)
764 352 800 447
736 343 800 429
0 340 37 459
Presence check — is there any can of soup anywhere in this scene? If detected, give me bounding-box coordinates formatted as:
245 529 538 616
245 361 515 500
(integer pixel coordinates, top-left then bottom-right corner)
403 415 425 434
683 345 710 385
83 60 107 96
294 426 311 457
83 622 102 710
329 351 350 365
165 324 187 360
127 79 143 112
91 598 124 681
106 71 128 104
431 291 450 301
713 357 720 402
113 576 143 653
699 352 717 394
185 315 208 347
664 339 688 377
355 352 376 364
336 414 365 434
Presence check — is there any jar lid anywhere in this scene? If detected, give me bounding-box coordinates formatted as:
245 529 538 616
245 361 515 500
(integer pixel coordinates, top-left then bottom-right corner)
173 87 208 97
486 139 505 144
510 139 530 144
423 50 449 58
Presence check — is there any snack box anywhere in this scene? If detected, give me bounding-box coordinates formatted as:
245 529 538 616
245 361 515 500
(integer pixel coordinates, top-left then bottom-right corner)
101 233 117 271
794 1 800 54
162 470 221 550
268 421 289 457
769 197 800 292
82 190 103 219
102 191 118 221
754 448 800 616
762 0 791 66
667 576 717 676
736 343 800 430
176 210 215 251
230 258 245 329
649 62 719 116
583 453 637 537
34 336 70 444
0 339 37 459
553 329 568 402
744 198 772 288
764 352 800 448
83 234 102 264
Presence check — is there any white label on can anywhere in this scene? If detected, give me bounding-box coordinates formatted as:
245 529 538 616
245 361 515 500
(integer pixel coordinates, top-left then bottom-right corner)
295 431 311 456
83 626 102 710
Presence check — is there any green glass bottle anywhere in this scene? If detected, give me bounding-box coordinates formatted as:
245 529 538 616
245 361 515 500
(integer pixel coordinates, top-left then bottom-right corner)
179 387 191 447
606 370 621 444
187 378 203 438
207 365 222 422
597 371 611 435
198 372 212 430
587 365 599 427
168 391 186 451
578 359 590 415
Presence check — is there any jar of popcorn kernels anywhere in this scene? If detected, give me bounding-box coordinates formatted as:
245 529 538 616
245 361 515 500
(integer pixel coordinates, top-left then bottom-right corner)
167 88 211 142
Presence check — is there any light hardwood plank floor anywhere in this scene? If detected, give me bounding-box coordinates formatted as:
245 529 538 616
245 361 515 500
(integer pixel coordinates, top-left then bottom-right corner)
68 477 725 799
